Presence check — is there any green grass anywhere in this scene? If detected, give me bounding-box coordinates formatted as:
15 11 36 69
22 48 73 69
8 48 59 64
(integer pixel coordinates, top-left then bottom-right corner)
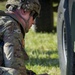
25 30 60 75
54 12 57 27
0 2 6 10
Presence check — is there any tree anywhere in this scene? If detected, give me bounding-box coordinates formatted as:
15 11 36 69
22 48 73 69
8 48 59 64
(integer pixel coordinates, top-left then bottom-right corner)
35 0 54 32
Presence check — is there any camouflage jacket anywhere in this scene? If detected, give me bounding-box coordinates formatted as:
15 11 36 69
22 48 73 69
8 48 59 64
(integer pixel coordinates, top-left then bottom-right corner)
0 13 29 67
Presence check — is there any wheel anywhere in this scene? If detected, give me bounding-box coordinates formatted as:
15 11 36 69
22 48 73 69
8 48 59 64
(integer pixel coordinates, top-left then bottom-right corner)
57 20 73 75
57 0 75 75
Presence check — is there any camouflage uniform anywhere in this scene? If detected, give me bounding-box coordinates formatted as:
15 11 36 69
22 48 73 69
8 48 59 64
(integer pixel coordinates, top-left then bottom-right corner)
0 67 20 75
0 16 27 75
0 0 41 75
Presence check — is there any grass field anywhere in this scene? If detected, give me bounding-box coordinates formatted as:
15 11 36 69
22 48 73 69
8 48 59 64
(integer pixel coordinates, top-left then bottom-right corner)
0 1 61 75
25 29 60 75
0 2 6 10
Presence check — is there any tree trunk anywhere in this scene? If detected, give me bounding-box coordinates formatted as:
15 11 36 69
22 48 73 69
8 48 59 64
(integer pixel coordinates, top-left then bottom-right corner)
35 0 54 32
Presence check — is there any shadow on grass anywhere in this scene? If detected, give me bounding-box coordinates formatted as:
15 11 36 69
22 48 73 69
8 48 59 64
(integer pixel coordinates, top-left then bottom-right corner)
25 50 59 67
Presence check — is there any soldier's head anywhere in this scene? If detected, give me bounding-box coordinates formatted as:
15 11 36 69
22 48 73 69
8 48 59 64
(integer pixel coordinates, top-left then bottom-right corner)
6 0 41 19
6 0 41 32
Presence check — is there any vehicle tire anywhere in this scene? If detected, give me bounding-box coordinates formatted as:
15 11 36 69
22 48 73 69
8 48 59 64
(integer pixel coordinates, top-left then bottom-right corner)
57 1 75 75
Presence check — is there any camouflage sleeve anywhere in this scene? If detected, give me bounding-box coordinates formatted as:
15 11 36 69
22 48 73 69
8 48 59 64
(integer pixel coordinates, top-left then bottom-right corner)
0 67 21 75
3 20 27 75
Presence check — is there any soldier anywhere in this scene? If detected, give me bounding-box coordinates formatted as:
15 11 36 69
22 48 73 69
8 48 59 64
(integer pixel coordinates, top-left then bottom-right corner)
0 0 41 75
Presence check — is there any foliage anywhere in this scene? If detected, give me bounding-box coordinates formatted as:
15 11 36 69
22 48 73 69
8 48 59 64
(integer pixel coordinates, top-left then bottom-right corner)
0 1 6 10
25 29 60 75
